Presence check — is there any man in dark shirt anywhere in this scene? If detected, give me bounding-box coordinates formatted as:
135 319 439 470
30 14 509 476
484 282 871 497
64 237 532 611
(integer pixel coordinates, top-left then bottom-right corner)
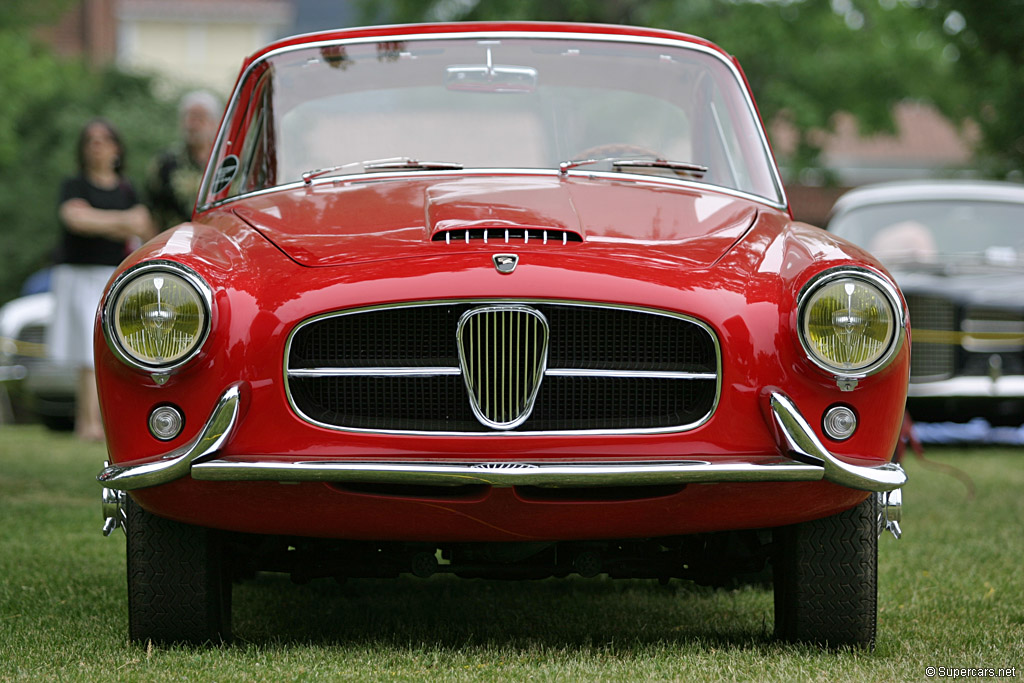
147 91 221 231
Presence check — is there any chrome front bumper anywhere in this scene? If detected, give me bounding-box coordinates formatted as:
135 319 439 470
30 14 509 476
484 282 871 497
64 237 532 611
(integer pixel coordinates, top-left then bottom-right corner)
96 384 906 493
908 375 1024 398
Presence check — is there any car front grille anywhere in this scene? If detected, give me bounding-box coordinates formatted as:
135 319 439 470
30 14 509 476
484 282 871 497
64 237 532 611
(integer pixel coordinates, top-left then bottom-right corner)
285 301 719 433
905 294 955 380
15 324 48 371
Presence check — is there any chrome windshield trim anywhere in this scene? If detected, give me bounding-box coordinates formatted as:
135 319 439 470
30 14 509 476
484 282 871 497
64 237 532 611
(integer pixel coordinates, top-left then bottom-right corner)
197 29 786 211
96 383 243 491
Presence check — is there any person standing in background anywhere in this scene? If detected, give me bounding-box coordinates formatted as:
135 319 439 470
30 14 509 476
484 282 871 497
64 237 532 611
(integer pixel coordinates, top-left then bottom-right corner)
147 90 221 230
51 118 155 441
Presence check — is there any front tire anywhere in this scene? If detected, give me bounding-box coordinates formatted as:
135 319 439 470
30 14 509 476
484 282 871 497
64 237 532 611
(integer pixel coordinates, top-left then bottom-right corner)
773 495 877 649
125 496 232 644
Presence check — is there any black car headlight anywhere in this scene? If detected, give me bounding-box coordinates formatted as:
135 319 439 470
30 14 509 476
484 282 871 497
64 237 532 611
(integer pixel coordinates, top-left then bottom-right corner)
797 268 904 379
103 261 212 372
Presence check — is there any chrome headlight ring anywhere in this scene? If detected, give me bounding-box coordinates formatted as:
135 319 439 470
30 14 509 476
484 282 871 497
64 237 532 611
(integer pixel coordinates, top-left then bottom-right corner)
101 260 213 376
796 267 906 381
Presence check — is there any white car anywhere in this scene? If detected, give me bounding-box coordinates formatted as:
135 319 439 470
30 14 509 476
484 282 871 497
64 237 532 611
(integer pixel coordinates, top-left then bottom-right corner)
0 290 76 429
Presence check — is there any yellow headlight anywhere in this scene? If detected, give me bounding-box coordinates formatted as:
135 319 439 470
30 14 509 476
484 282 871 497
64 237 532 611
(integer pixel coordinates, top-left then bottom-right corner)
111 270 207 367
800 273 898 375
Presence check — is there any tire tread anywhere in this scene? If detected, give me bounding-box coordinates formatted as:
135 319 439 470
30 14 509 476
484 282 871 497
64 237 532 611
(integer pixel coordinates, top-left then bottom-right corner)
774 496 877 649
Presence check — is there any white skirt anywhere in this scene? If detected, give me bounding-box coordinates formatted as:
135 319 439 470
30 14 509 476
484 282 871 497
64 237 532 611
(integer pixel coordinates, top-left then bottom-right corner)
48 264 116 370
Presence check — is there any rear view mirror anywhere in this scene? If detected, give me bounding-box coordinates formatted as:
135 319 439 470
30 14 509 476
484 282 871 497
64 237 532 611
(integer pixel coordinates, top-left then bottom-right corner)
445 47 537 93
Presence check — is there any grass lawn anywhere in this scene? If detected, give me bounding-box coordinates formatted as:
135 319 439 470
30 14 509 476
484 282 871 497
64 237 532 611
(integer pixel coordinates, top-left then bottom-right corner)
1 423 1022 681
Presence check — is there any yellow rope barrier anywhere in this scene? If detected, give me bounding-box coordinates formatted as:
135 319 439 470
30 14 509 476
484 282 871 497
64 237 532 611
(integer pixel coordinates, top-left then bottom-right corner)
0 336 49 359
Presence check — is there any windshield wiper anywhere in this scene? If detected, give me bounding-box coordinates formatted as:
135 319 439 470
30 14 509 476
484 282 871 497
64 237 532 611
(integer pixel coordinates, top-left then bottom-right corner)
558 157 708 178
302 157 463 185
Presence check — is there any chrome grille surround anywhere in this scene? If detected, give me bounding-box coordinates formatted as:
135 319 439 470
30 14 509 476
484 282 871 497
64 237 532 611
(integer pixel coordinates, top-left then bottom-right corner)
284 300 721 435
457 305 550 430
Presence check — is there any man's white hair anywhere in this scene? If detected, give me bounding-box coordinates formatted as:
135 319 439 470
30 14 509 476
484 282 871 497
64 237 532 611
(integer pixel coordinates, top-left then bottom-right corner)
179 90 221 119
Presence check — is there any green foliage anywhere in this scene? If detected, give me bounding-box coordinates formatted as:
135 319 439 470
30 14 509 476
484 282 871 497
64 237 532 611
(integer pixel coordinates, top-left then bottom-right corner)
930 0 1024 177
0 0 75 30
0 32 178 305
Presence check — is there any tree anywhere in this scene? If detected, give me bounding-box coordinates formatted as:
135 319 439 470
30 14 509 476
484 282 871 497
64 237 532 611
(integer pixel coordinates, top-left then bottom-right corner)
930 0 1024 177
0 15 178 304
358 0 971 178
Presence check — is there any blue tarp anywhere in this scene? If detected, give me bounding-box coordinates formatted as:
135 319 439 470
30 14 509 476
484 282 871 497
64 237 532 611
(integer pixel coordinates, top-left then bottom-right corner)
914 418 1024 445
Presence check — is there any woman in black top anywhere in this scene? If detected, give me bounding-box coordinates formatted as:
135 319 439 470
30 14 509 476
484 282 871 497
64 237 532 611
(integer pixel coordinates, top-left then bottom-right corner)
50 118 155 441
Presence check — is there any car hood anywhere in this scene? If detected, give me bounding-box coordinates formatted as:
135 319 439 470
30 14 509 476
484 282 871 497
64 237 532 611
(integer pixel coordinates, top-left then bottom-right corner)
231 176 759 269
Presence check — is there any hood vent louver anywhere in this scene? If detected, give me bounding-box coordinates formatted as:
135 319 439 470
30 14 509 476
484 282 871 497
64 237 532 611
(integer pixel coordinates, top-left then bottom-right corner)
433 227 583 246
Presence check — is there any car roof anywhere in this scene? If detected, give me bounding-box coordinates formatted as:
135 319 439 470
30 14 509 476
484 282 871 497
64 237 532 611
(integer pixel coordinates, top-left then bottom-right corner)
241 21 732 72
830 179 1024 219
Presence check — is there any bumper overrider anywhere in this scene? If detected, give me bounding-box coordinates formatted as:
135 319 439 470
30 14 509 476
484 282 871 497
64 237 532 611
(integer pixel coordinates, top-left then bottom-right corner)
98 383 905 538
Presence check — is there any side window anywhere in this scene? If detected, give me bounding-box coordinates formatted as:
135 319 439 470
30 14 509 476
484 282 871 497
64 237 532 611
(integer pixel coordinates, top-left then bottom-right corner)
231 78 277 196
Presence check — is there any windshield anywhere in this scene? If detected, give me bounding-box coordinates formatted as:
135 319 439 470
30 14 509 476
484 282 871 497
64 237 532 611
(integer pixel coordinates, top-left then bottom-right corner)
200 35 782 206
830 200 1024 267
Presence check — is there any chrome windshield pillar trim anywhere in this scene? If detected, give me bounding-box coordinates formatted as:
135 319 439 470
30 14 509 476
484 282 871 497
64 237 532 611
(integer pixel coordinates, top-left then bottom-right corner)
96 383 243 491
768 392 907 492
191 457 824 487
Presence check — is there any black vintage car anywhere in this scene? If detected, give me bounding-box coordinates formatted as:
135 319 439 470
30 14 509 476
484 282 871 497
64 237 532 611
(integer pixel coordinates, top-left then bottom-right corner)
828 180 1024 425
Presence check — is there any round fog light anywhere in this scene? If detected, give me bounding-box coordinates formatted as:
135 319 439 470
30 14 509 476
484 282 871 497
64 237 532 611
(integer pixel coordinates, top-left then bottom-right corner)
823 405 857 441
149 405 184 441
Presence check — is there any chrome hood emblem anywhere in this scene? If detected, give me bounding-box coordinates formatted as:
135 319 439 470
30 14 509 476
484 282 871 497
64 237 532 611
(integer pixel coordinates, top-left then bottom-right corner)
457 305 549 430
493 253 519 274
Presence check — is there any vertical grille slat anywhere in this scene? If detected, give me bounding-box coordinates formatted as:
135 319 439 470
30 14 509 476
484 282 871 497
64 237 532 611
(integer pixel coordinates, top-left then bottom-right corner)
286 301 719 433
457 306 549 429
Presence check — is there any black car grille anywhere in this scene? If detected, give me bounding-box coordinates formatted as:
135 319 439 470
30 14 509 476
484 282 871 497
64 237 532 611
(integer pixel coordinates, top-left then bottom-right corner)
905 294 955 379
286 302 719 433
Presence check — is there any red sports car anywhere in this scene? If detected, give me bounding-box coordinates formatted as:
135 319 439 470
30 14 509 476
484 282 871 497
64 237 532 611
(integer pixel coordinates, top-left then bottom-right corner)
96 22 908 648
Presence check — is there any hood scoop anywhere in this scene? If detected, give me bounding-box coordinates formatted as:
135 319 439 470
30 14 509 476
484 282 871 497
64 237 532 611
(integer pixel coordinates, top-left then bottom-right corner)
232 175 759 268
425 178 583 246
432 226 584 246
